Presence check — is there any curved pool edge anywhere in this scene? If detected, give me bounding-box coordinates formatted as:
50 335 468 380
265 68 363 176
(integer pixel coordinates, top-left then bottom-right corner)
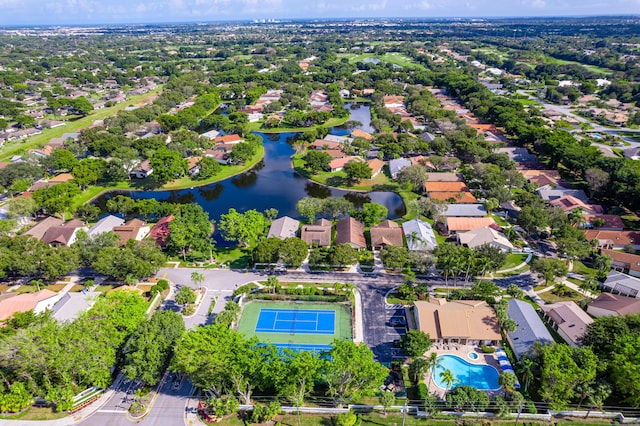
432 354 502 391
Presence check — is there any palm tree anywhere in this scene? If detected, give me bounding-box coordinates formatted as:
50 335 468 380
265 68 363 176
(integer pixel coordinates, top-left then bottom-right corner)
498 371 517 397
568 207 585 227
190 271 205 288
520 355 534 392
407 231 425 250
426 352 442 389
439 369 459 393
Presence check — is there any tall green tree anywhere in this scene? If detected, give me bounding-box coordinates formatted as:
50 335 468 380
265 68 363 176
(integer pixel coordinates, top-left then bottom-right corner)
150 148 188 184
324 340 387 406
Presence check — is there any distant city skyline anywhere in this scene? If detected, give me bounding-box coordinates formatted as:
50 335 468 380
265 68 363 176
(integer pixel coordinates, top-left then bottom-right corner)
0 0 638 26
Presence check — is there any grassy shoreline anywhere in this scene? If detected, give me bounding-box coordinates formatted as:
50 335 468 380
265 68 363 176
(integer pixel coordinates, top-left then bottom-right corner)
70 144 265 209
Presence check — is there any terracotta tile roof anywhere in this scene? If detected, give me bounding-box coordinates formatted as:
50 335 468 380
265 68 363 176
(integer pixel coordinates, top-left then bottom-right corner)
187 157 201 170
408 156 435 169
311 140 344 151
324 149 346 159
601 249 640 273
330 156 359 171
425 181 469 192
48 173 74 183
42 219 85 246
301 219 332 247
519 170 561 187
446 217 497 233
414 299 501 342
429 191 478 203
367 159 384 175
351 129 374 141
549 195 603 214
370 220 404 248
0 162 10 169
584 214 624 230
149 216 174 247
214 134 242 144
585 230 640 247
335 217 366 249
0 290 58 321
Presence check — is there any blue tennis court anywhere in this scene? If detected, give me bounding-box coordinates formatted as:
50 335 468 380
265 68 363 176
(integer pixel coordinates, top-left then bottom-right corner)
255 308 336 334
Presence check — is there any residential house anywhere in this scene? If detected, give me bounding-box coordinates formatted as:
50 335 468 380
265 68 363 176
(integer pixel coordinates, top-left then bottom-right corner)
0 290 61 321
540 302 593 346
402 219 438 251
88 215 125 238
584 230 640 250
324 135 352 144
408 156 435 170
587 292 640 317
506 299 554 360
131 160 153 179
536 185 589 202
148 216 174 247
329 156 359 173
389 158 411 179
113 219 151 245
300 219 332 247
42 219 88 247
549 196 604 215
519 170 562 187
426 173 463 182
420 132 436 143
200 130 220 140
335 217 366 250
602 270 640 298
311 139 344 151
458 227 514 252
428 191 478 204
351 129 374 141
187 157 201 177
267 216 301 240
214 134 243 145
425 181 469 193
583 214 624 230
495 147 538 164
204 149 231 165
602 249 640 278
370 220 404 250
367 159 384 178
23 216 64 241
413 299 501 346
443 204 487 218
445 217 497 234
51 291 100 323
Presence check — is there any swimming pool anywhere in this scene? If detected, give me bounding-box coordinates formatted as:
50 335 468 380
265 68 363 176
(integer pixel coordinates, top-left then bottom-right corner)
433 355 501 390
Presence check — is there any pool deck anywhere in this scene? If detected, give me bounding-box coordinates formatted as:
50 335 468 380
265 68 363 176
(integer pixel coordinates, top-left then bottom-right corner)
424 345 505 399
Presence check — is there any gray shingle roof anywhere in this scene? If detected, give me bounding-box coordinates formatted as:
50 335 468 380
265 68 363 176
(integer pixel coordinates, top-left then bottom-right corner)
267 216 300 240
88 215 125 237
603 270 640 298
389 158 411 178
507 299 554 360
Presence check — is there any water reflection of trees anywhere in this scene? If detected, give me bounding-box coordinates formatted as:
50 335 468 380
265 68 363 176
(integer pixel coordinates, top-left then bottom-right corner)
231 170 257 188
305 182 332 199
198 184 224 201
164 191 196 205
343 192 371 208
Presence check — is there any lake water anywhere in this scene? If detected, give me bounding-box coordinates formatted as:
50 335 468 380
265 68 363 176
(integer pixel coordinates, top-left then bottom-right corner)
94 104 404 239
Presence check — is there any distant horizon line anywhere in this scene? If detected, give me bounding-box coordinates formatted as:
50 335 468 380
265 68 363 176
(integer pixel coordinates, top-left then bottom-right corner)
1 14 639 29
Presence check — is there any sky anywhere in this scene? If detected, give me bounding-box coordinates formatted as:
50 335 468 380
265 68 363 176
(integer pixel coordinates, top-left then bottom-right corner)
0 0 639 26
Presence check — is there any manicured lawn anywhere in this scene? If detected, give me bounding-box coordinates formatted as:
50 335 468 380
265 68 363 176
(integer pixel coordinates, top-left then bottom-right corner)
543 56 612 75
247 116 349 133
571 260 598 278
501 253 529 270
213 247 253 269
339 52 425 70
0 88 163 161
516 98 541 106
491 214 508 227
537 287 587 304
0 407 68 421
293 155 391 191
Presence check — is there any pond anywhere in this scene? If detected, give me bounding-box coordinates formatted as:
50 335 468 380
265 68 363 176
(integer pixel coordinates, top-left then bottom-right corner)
94 129 405 242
